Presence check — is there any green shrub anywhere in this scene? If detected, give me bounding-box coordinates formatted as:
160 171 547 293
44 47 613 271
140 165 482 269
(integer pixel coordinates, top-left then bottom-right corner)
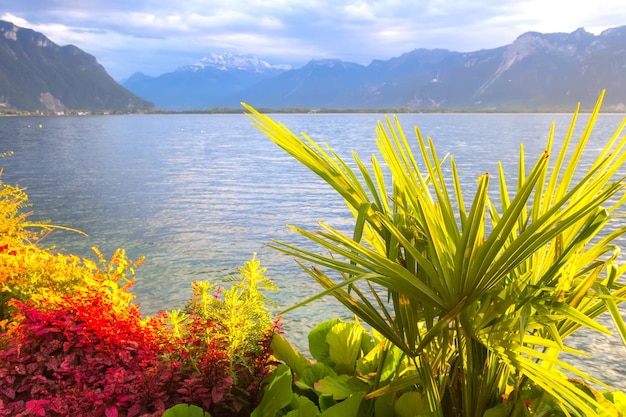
164 256 280 416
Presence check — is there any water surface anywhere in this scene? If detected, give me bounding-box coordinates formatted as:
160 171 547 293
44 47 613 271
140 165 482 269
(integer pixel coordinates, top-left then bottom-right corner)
1 111 625 388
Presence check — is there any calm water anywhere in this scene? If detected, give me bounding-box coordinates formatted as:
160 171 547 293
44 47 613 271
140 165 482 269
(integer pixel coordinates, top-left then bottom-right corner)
1 112 626 388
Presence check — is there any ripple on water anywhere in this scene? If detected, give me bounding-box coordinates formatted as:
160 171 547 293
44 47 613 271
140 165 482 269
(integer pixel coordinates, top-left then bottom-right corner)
1 112 626 388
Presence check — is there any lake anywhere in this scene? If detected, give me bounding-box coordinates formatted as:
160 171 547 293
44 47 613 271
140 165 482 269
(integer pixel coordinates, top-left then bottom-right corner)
1 111 626 388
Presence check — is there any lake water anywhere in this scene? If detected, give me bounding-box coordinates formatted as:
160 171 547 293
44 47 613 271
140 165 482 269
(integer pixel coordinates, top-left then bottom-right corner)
1 111 626 389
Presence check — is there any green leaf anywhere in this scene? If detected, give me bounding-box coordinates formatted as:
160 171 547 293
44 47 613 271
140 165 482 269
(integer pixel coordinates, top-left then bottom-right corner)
297 363 337 390
603 391 626 414
319 392 367 417
285 395 320 417
602 291 626 347
378 344 406 383
482 403 510 417
394 392 428 417
318 394 336 412
355 344 380 377
162 404 211 417
271 333 312 376
374 393 396 417
326 322 368 374
308 318 342 364
314 374 370 400
355 339 402 380
251 364 294 417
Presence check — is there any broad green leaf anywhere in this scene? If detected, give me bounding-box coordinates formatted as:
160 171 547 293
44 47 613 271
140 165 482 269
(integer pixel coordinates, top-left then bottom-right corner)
251 364 294 417
356 340 404 384
308 318 342 364
271 333 312 376
319 392 367 417
314 374 370 400
285 395 320 417
394 391 428 417
326 322 367 374
162 404 211 417
318 394 336 411
374 393 396 417
298 363 337 390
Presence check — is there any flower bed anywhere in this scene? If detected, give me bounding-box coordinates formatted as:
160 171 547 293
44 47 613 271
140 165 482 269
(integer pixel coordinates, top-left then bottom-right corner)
0 178 279 416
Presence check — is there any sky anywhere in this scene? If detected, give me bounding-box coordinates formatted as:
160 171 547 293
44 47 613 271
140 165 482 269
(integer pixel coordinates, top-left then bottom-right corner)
2 0 626 81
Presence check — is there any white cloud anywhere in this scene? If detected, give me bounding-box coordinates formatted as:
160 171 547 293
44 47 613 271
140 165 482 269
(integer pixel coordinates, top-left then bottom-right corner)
3 1 626 79
1 13 86 46
342 3 376 20
1 13 28 27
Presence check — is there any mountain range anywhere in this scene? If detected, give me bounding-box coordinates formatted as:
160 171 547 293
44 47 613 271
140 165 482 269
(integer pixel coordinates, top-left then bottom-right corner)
0 20 152 112
2 18 626 112
124 26 626 111
122 53 289 111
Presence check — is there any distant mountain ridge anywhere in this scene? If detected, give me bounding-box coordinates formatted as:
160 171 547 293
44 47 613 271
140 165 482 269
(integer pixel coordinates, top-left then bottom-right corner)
123 53 290 110
177 53 292 73
124 26 626 111
3 18 625 112
0 20 152 112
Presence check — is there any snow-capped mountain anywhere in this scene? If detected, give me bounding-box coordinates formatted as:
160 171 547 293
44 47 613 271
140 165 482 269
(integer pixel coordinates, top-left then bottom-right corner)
122 53 291 110
177 53 291 73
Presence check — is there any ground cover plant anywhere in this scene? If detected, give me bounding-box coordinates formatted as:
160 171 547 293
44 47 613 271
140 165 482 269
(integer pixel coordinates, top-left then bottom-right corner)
244 90 626 416
0 176 279 416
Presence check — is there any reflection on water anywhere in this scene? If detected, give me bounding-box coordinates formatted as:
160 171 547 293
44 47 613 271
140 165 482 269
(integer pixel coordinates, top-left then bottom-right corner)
1 112 625 387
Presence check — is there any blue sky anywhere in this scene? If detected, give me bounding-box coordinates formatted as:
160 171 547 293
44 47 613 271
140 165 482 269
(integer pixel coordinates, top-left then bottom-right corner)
3 1 626 80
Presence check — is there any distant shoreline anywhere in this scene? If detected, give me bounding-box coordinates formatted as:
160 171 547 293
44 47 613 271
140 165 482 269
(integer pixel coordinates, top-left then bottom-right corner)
2 106 625 116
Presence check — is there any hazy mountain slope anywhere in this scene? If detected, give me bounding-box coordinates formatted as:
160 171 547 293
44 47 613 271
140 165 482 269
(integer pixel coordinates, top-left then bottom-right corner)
0 20 153 112
240 27 626 110
233 59 369 108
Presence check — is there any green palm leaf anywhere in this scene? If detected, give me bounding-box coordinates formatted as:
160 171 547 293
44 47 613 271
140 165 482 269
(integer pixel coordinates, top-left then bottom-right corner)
243 92 626 417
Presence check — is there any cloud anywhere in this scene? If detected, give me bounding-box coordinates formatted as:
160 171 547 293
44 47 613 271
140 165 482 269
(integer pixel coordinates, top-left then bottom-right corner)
3 1 626 79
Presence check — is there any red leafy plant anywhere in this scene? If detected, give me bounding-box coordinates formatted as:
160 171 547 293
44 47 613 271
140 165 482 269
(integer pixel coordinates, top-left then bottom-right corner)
0 257 280 417
0 287 178 416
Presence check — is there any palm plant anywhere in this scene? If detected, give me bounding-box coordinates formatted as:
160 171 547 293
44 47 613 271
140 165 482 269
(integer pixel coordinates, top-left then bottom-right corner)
243 91 626 417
